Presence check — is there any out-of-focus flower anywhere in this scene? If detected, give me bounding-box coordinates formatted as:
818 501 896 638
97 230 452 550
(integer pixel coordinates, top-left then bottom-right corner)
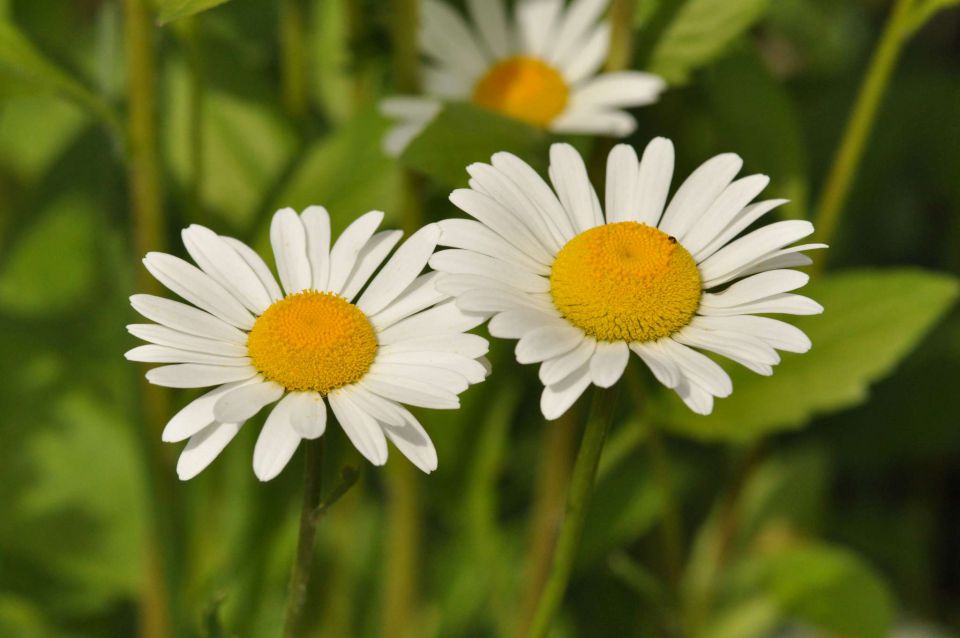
380 0 666 155
431 139 825 418
127 208 488 480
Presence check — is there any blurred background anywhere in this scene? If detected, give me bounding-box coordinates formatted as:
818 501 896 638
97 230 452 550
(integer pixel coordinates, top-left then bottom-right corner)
1 0 958 636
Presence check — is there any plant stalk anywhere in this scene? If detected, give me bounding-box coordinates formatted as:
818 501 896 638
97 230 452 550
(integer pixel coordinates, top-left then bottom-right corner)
812 0 917 252
281 439 325 638
524 387 621 638
279 0 309 120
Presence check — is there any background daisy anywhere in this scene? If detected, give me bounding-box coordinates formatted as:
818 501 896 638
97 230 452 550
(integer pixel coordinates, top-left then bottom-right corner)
431 139 826 419
380 0 666 155
127 208 488 480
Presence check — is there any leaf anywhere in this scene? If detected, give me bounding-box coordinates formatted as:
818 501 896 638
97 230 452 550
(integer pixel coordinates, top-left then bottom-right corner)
648 0 771 85
0 194 98 316
399 102 549 188
156 0 231 25
760 543 895 638
663 269 960 441
0 21 119 131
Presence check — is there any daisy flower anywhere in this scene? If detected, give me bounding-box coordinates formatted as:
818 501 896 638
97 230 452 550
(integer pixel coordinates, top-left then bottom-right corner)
126 208 488 480
380 0 666 155
430 139 825 419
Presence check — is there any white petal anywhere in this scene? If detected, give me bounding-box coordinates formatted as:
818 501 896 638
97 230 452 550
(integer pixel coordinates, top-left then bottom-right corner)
698 293 824 317
540 337 597 385
430 249 548 293
358 224 440 315
347 386 407 426
288 391 327 440
561 23 610 84
635 137 675 226
437 218 551 275
253 398 302 481
162 379 256 443
630 341 681 389
701 270 809 307
143 253 255 329
377 350 487 384
382 405 438 473
675 326 778 375
302 205 332 291
675 378 714 415
214 379 285 423
177 422 242 480
182 225 273 314
383 120 431 157
437 273 529 297
489 308 568 339
680 175 771 256
467 0 512 58
128 324 247 357
125 345 250 366
692 315 812 353
570 72 665 110
146 364 257 389
659 339 732 398
423 67 471 99
490 152 578 243
516 324 585 364
727 243 827 282
589 340 629 388
380 96 442 120
549 108 637 137
605 144 641 224
328 211 384 294
450 188 554 265
370 273 446 330
340 230 404 301
546 0 609 65
658 153 743 240
377 299 486 345
515 0 563 56
270 208 312 294
549 143 604 233
328 388 389 466
421 0 489 76
130 295 248 344
220 236 284 302
699 220 816 286
379 333 489 359
361 375 460 410
370 362 469 395
456 287 556 316
692 199 789 263
541 361 592 420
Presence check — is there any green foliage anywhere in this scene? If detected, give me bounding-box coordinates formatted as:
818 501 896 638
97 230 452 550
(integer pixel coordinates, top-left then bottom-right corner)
648 0 771 84
664 269 960 441
156 0 232 25
400 102 549 187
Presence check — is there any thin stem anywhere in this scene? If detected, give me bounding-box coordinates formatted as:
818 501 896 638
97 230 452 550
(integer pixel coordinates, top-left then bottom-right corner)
524 387 621 638
279 0 309 120
124 0 175 636
606 0 637 72
811 0 917 253
183 15 205 221
281 439 325 638
646 425 683 591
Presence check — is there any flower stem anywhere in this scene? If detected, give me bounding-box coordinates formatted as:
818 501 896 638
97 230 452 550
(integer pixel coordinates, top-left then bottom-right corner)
812 0 917 252
281 439 325 638
279 0 309 120
524 387 621 638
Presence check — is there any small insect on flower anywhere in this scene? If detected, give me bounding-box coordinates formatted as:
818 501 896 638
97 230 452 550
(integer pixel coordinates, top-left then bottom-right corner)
431 139 826 418
127 208 489 480
379 0 666 155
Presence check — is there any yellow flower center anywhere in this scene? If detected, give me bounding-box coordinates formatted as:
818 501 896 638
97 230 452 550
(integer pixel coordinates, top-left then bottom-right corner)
247 291 378 394
472 56 569 127
549 222 702 343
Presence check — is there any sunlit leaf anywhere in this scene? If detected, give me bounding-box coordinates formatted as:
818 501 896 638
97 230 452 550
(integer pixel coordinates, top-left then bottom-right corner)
648 0 770 84
663 269 960 441
156 0 231 25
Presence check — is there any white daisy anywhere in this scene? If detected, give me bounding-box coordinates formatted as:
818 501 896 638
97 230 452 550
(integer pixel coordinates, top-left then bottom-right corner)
380 0 666 156
430 139 826 419
127 208 488 481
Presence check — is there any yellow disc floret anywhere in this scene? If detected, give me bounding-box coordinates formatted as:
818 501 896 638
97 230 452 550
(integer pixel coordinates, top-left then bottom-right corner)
550 222 702 343
247 291 378 394
472 56 568 127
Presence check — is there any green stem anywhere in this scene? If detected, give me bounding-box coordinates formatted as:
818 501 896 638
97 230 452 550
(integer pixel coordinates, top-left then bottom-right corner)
281 439 325 638
606 0 637 72
124 0 175 636
183 15 205 221
646 425 683 591
811 0 917 252
279 0 309 120
524 388 621 638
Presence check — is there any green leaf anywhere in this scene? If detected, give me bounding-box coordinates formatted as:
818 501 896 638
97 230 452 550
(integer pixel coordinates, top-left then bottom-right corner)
399 102 549 187
0 21 119 132
0 194 98 316
761 544 894 638
663 269 960 441
648 0 770 85
156 0 231 25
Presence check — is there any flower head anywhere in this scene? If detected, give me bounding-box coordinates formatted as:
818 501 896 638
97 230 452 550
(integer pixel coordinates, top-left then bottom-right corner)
380 0 666 155
430 139 825 419
127 208 488 480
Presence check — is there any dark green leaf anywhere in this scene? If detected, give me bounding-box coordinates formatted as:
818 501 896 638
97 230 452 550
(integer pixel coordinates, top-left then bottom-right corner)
157 0 231 25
